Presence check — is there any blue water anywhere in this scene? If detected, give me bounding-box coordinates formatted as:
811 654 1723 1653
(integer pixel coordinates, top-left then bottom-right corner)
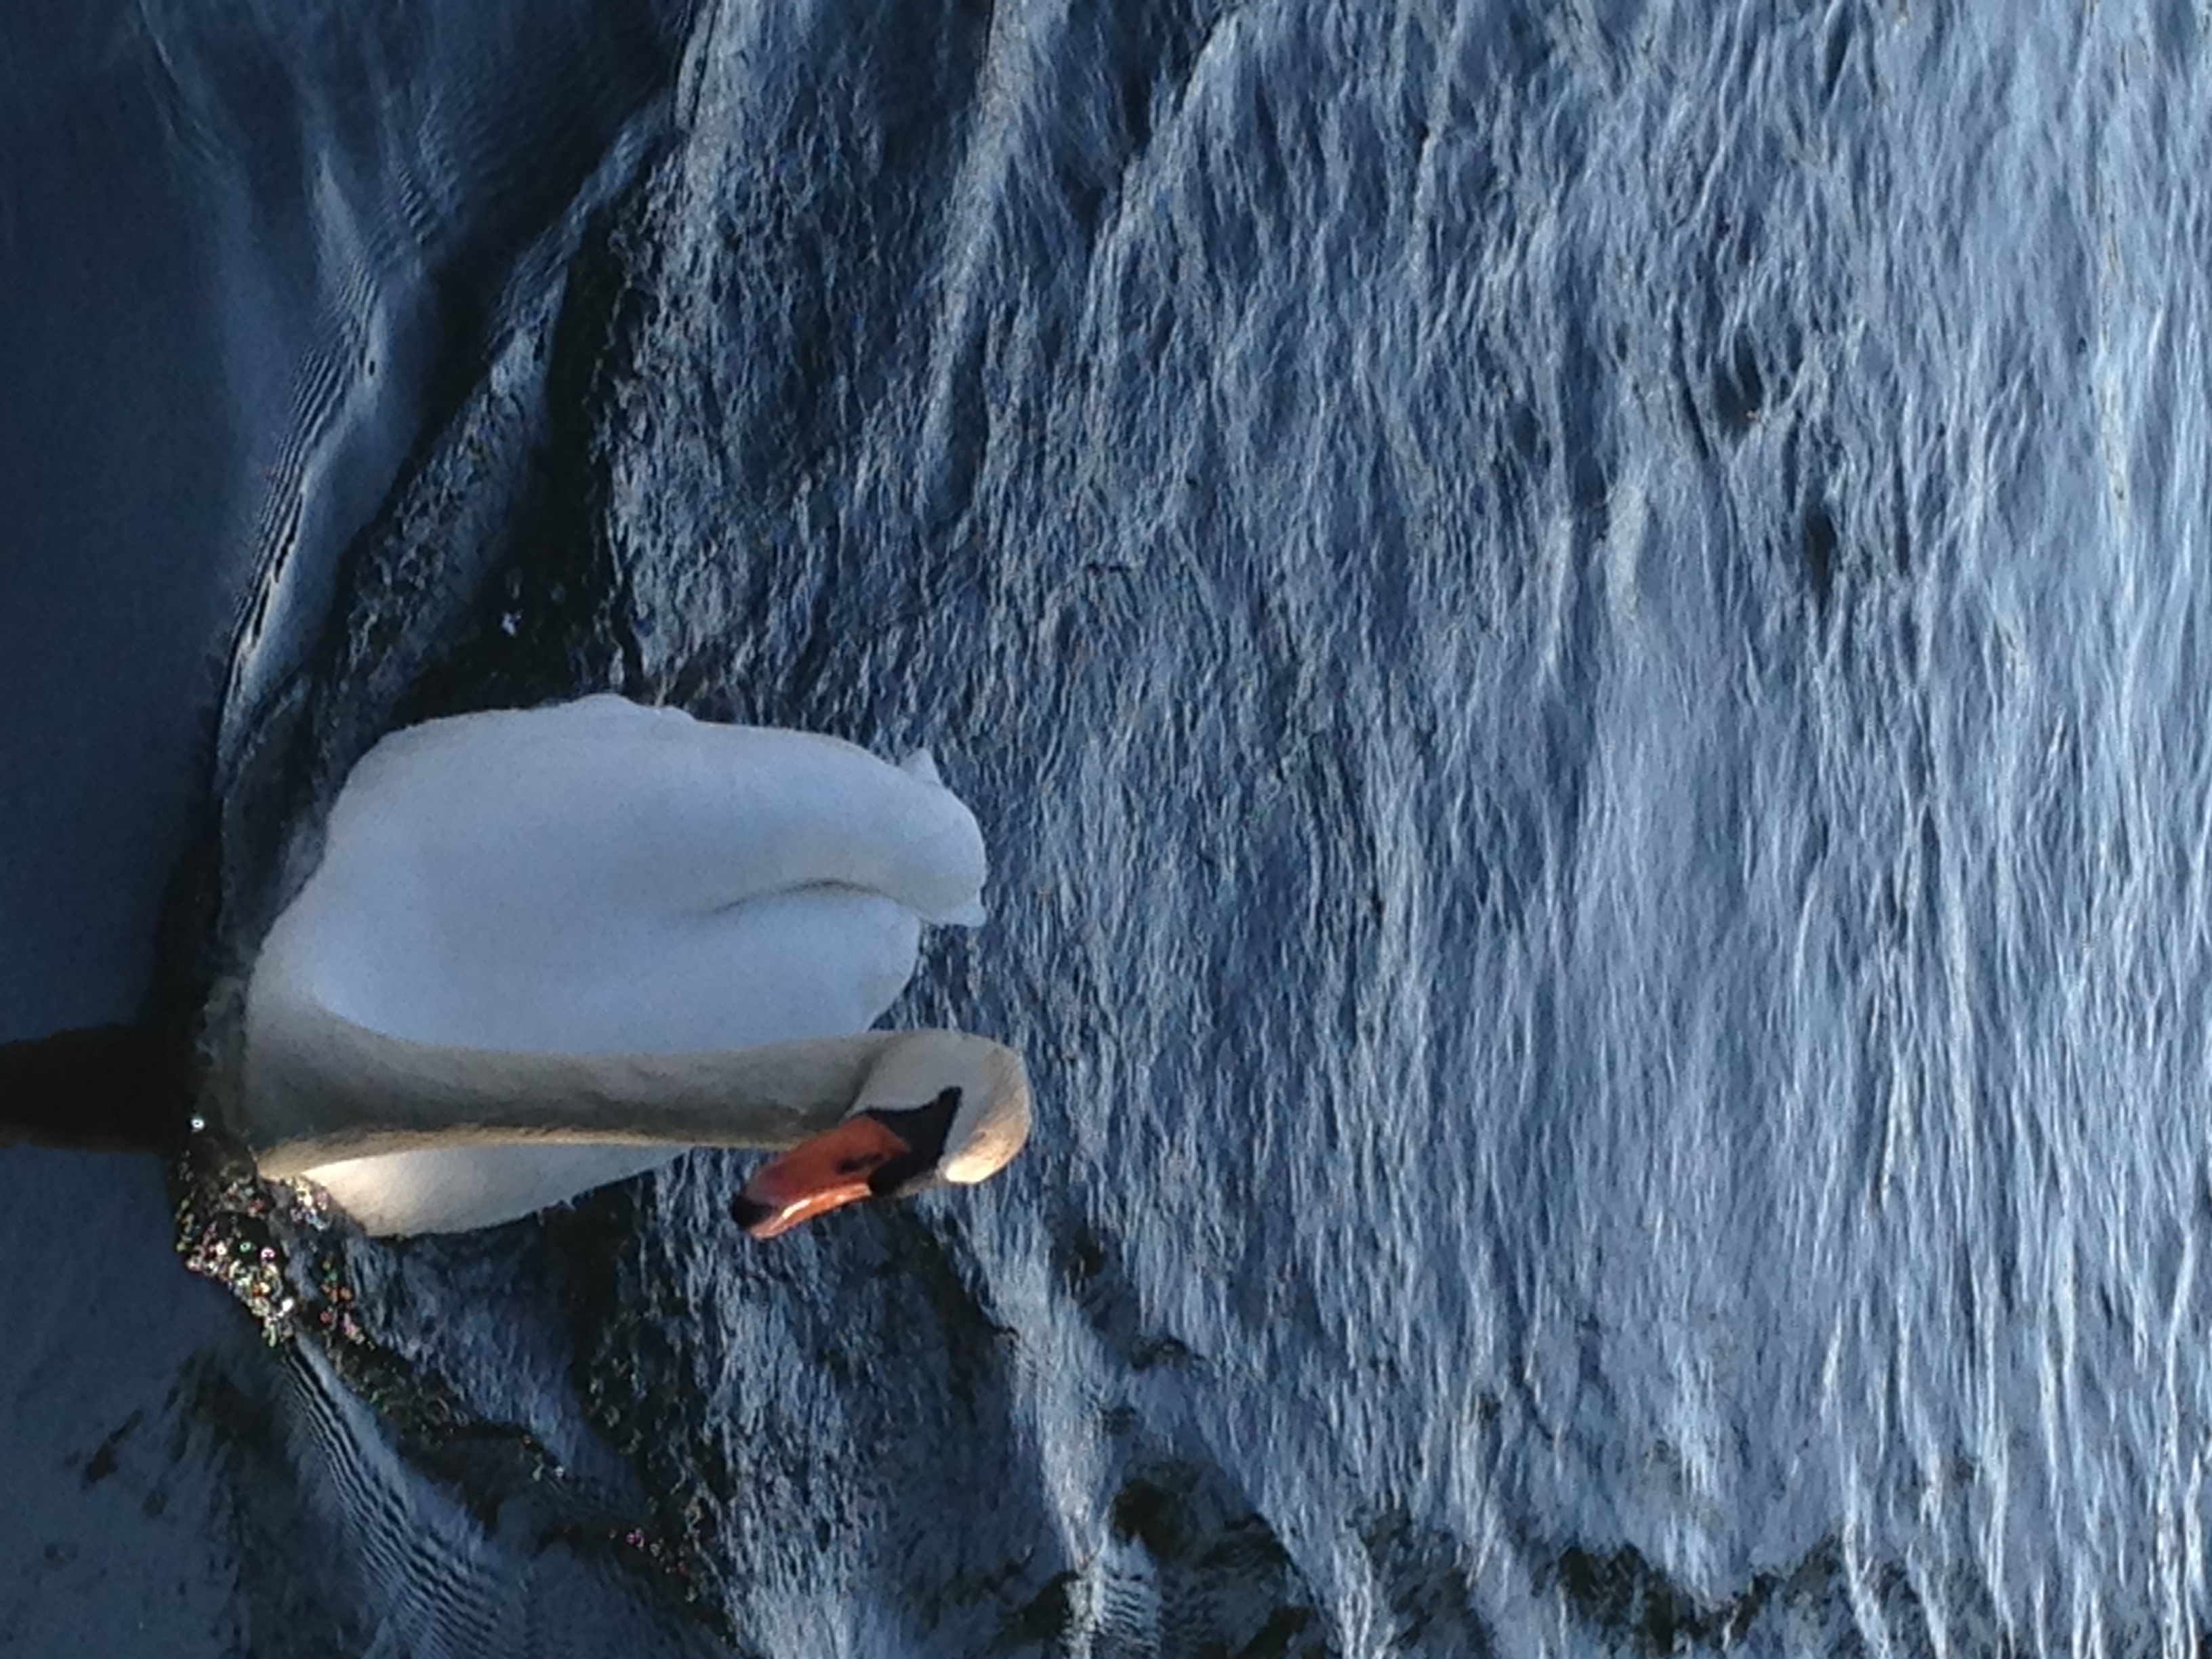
7 1 2212 1654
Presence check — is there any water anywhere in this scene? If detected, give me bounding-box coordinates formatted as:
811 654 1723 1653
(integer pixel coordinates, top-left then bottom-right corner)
7 0 2212 1654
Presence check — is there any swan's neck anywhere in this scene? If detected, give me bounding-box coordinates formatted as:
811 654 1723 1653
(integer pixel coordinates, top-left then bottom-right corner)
245 992 903 1181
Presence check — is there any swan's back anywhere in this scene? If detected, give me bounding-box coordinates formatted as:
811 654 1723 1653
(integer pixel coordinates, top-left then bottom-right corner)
258 696 985 1055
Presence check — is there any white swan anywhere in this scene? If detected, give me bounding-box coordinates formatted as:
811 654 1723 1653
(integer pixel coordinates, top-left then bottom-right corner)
241 695 1031 1237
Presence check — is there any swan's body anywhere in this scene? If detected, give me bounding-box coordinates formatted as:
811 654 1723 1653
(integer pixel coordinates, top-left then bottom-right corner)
241 695 1029 1235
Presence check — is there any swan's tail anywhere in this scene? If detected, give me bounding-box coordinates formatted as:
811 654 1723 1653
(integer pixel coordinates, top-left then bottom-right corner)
0 1024 183 1153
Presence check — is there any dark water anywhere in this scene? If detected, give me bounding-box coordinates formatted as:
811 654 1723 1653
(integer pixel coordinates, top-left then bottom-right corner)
9 1 2212 1654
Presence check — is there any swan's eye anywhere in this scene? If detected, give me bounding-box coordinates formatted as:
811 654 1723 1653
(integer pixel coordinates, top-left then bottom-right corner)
858 1088 964 1197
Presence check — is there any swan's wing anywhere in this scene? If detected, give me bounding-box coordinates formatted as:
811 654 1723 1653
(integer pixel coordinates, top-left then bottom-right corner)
266 874 922 1054
329 697 986 928
446 887 922 1055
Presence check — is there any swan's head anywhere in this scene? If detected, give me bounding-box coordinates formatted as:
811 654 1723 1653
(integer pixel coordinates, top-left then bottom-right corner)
731 1033 1032 1240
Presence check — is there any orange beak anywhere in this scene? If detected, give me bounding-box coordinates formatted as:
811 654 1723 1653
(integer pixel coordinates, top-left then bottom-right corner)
733 1113 919 1240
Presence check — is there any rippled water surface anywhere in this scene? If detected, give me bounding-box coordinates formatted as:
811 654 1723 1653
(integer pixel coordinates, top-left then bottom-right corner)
7 1 2212 1654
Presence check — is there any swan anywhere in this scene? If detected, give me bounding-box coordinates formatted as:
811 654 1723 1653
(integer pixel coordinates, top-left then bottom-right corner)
240 694 1031 1237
